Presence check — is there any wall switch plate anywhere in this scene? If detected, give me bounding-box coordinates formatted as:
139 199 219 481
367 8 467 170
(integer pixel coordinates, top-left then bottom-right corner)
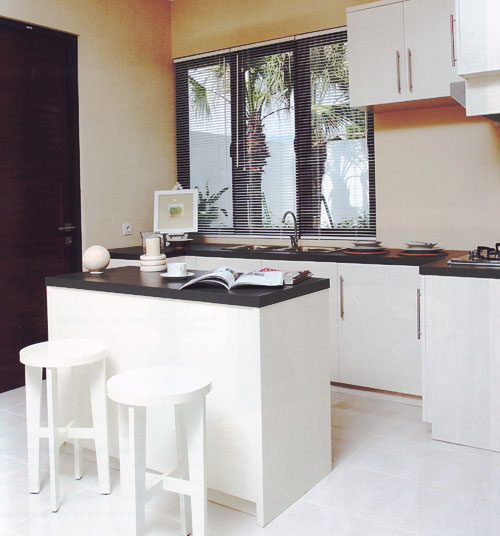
122 222 133 236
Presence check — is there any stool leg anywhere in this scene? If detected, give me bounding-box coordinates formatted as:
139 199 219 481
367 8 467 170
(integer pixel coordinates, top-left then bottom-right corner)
88 360 110 494
118 404 146 536
184 398 207 536
46 368 60 512
175 403 192 536
71 366 82 480
25 365 42 494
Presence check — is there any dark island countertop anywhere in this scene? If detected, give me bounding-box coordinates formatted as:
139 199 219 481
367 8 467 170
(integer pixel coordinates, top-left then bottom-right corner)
110 244 473 272
46 267 330 308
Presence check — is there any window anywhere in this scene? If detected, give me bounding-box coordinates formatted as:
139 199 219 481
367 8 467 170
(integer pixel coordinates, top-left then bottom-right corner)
175 29 375 238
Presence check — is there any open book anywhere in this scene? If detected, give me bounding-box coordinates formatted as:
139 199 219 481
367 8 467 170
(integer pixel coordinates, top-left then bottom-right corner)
260 267 312 285
179 266 284 290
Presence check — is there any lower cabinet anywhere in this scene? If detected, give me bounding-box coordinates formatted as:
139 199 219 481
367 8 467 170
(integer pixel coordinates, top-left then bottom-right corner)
337 263 422 396
192 256 262 272
109 253 423 395
259 259 339 382
423 275 500 450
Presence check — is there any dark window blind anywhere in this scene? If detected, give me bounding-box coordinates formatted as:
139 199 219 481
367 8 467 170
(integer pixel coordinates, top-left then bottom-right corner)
175 29 375 238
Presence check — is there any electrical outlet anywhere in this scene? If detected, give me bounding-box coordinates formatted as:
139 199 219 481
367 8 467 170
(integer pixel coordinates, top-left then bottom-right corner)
122 222 133 236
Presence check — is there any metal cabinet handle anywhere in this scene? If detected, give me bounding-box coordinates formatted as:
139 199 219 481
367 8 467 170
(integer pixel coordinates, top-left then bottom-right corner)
416 288 422 340
58 223 76 232
339 275 344 320
396 50 401 93
408 49 413 92
450 14 457 67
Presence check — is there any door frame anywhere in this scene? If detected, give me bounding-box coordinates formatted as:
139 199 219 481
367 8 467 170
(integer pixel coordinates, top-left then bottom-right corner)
0 16 82 270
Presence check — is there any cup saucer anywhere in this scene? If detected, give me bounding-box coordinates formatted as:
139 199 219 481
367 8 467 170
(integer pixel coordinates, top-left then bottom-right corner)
160 272 195 280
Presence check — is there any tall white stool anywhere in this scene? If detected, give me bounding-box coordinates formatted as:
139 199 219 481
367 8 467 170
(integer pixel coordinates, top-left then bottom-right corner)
19 339 111 512
107 366 212 536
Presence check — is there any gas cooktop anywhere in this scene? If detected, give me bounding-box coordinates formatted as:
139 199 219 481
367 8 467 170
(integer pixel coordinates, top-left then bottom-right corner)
448 244 500 268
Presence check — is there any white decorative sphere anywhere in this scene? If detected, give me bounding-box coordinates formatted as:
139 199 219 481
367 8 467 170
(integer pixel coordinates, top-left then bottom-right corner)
83 245 110 274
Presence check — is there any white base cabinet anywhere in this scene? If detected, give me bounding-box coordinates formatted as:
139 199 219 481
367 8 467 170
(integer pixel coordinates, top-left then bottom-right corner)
47 285 331 526
259 259 339 382
424 275 500 451
192 256 262 273
108 253 424 395
337 263 422 395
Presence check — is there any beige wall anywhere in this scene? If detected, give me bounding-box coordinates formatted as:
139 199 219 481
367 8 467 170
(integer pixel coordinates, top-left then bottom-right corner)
376 106 500 249
171 0 374 58
3 1 499 251
2 0 176 249
172 0 500 250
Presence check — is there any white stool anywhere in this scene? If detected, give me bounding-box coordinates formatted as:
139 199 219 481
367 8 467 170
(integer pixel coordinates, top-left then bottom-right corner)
107 366 212 536
19 339 111 512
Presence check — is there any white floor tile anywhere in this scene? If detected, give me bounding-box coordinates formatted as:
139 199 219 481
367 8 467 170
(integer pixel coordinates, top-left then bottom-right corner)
398 485 500 536
0 388 26 411
261 500 392 536
2 385 500 535
0 454 26 479
303 463 423 527
0 465 92 531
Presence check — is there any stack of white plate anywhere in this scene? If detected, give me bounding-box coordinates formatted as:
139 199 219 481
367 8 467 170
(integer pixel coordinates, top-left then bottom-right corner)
402 241 444 254
346 240 386 253
140 253 167 272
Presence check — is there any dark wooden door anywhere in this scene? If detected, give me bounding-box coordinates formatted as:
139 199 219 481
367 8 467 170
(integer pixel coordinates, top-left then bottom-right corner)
0 19 81 392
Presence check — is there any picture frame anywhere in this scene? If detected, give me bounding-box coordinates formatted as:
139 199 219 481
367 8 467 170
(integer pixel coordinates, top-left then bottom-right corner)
153 189 198 235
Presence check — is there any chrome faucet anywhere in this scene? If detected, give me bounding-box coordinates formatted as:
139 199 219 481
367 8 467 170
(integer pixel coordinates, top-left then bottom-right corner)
281 210 300 250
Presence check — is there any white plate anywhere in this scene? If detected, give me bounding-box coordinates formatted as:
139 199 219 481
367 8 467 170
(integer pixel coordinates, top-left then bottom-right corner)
406 241 437 249
403 247 443 253
350 245 385 250
160 271 195 279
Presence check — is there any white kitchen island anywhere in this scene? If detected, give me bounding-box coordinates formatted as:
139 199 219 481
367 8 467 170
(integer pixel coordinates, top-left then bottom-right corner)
45 267 331 526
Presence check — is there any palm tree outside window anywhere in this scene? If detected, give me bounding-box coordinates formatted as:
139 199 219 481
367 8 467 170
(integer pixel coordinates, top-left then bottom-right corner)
175 29 375 238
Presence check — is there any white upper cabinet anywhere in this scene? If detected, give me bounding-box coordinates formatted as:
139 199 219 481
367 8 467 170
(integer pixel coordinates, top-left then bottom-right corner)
348 2 407 107
348 0 461 108
455 0 500 77
404 0 462 100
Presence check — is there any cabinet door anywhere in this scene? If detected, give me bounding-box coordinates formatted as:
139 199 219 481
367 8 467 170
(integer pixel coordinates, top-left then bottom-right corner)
338 264 422 395
193 256 261 272
347 2 407 108
424 276 500 451
261 259 339 382
404 0 462 100
456 0 500 76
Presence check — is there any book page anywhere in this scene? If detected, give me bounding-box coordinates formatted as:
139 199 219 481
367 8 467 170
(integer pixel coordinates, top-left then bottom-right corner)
179 266 238 290
230 270 284 288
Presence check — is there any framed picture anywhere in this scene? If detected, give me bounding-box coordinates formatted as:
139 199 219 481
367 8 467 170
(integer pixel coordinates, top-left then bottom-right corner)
153 189 198 234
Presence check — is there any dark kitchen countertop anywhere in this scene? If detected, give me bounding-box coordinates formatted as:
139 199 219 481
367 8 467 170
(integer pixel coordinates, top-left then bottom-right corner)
419 255 500 279
109 244 472 271
46 267 330 308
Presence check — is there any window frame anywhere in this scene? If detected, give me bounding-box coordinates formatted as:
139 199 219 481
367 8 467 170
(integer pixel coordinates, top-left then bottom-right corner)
175 30 376 239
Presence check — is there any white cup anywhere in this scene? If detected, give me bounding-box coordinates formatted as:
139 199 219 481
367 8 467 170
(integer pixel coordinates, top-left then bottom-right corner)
168 262 187 277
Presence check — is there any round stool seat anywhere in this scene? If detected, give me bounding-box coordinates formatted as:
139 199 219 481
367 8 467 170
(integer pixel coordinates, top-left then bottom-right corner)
20 339 108 368
107 366 212 407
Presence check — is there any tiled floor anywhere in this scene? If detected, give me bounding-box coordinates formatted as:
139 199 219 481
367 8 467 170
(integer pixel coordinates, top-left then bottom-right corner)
1 386 500 535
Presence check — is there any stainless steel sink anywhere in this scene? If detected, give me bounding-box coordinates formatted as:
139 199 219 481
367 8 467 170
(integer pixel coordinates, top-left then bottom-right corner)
221 244 343 253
